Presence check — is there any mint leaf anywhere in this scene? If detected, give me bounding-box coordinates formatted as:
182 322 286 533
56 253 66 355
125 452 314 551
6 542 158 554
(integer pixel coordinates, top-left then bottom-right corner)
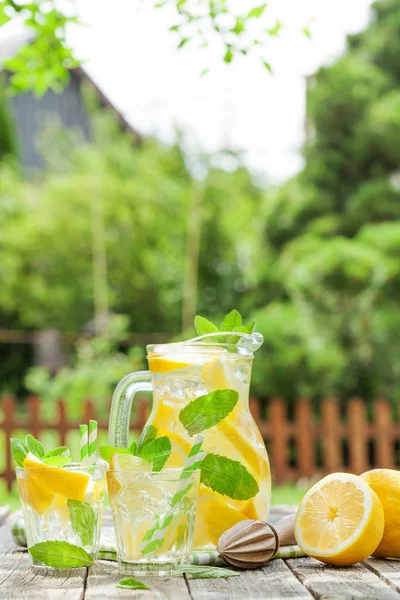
117 578 150 590
67 500 96 547
99 445 132 463
42 456 71 467
178 564 239 579
179 390 239 436
44 446 70 459
10 438 28 467
247 3 267 19
139 436 171 471
25 434 45 459
138 425 158 453
29 541 94 569
200 453 259 500
129 441 138 455
220 310 242 332
194 316 219 336
234 322 256 334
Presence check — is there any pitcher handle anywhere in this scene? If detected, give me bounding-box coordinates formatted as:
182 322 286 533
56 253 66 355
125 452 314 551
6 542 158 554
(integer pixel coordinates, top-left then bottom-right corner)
108 371 152 448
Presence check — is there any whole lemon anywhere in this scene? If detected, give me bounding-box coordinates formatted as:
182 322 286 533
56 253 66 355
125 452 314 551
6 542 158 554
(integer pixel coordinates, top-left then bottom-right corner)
361 468 400 558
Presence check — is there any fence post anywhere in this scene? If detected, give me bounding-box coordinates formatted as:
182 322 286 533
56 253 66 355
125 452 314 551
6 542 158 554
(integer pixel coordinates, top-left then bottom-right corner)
375 398 393 469
269 398 288 483
2 395 16 491
295 399 314 478
57 399 68 447
27 395 41 440
348 397 368 474
321 398 341 473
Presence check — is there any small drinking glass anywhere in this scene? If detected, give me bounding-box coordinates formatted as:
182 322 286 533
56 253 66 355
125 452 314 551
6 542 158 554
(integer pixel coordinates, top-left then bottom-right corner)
16 462 107 568
107 468 199 575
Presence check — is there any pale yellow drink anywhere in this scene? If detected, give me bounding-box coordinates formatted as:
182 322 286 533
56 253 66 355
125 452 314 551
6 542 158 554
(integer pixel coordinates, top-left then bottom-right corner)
146 344 271 549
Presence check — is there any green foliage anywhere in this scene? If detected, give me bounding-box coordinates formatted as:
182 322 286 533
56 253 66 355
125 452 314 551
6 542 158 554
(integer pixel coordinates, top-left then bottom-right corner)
0 78 18 161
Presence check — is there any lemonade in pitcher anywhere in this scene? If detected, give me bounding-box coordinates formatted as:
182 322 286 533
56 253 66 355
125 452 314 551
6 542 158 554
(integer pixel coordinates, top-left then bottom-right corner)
108 311 271 550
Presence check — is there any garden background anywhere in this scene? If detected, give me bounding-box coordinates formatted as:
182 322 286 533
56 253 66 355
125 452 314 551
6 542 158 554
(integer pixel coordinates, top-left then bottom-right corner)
1 0 400 507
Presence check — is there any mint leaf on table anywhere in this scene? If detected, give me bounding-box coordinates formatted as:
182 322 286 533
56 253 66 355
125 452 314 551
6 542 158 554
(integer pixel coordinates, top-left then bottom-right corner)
194 316 219 336
179 390 239 436
42 456 72 467
139 436 171 471
67 500 96 547
10 438 28 467
137 424 158 453
117 577 150 590
177 565 239 579
98 445 132 463
220 309 242 332
44 446 70 458
200 453 259 500
25 434 45 459
29 541 94 569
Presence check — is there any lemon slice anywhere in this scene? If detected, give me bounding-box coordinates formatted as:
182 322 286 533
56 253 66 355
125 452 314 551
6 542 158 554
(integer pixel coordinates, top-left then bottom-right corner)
17 475 56 515
109 452 149 489
201 358 231 391
157 430 190 467
205 497 248 545
148 356 191 374
24 453 90 502
295 472 385 566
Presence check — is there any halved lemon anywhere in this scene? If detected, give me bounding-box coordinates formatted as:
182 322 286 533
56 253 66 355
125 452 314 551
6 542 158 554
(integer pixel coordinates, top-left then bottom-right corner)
24 453 89 502
295 472 384 566
148 356 191 374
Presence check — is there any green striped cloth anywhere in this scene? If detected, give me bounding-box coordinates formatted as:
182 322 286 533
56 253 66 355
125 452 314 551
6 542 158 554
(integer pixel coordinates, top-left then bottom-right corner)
11 516 305 565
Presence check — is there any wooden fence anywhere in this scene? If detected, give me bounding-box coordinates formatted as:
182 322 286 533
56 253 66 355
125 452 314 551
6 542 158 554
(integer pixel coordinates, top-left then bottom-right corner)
1 395 399 490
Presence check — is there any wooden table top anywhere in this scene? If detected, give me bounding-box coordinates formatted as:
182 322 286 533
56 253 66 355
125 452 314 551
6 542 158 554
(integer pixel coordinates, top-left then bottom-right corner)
1 505 400 599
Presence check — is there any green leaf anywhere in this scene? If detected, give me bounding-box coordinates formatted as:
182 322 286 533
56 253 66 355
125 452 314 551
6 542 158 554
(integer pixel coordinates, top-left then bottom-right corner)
98 445 132 463
67 500 96 547
129 441 138 455
25 434 45 459
262 60 272 73
42 456 71 467
247 3 267 19
267 19 282 36
232 17 245 35
179 390 239 436
194 316 219 336
44 446 71 458
178 37 189 49
178 564 239 579
29 541 94 569
139 436 171 471
220 309 242 332
117 577 150 590
302 27 312 39
223 48 233 64
200 453 259 500
138 425 158 453
10 438 28 467
0 2 10 27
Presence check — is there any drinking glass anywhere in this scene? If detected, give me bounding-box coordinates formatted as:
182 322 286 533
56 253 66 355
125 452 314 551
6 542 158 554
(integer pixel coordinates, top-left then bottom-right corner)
16 462 106 568
107 468 199 575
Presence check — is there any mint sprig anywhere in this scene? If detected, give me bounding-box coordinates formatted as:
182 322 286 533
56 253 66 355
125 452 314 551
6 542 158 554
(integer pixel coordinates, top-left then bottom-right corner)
25 434 45 459
68 500 96 546
29 541 94 569
194 309 255 338
179 389 239 436
117 578 150 590
42 456 72 467
99 425 171 471
10 438 28 467
10 435 71 467
199 453 259 501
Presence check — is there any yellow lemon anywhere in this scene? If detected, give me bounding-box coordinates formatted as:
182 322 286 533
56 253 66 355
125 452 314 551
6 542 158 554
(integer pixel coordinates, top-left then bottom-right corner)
17 475 56 515
24 454 90 502
205 497 248 545
158 430 190 467
107 452 149 497
295 472 384 566
201 358 231 391
148 356 191 374
361 469 400 558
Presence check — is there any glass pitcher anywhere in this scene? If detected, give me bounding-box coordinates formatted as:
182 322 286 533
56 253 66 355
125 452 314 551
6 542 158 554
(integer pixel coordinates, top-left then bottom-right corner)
108 332 271 550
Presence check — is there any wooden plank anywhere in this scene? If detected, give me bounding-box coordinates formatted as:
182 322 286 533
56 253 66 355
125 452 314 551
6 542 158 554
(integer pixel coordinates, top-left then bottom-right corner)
374 399 394 469
287 556 400 599
269 398 289 484
348 398 368 474
85 561 191 599
0 516 86 599
295 399 314 478
187 559 313 600
365 558 400 593
321 398 341 473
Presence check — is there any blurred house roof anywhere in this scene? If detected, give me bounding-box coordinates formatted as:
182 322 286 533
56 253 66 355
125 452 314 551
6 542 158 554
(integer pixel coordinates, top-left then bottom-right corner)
0 22 141 142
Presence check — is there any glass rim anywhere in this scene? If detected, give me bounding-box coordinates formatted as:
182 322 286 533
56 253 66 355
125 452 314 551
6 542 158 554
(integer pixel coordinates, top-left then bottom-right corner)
107 467 200 480
147 331 263 357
